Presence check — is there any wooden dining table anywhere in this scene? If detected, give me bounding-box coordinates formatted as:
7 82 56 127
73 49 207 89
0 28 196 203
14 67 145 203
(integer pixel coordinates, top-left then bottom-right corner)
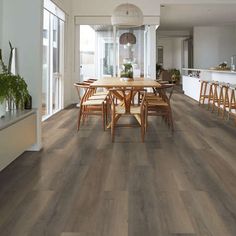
90 77 162 129
90 77 161 89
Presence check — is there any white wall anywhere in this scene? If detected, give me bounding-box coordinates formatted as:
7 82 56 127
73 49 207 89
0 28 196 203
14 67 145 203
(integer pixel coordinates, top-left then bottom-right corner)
172 38 182 69
194 26 236 69
157 37 183 70
0 0 3 49
1 0 43 150
158 38 173 69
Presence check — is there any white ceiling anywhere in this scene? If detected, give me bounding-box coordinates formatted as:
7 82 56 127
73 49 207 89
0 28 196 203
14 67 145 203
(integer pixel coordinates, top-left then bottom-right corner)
159 4 236 30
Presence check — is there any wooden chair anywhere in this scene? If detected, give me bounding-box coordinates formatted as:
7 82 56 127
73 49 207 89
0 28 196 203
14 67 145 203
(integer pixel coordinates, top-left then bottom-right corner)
157 70 172 84
208 81 219 112
146 84 174 131
217 83 230 118
74 83 108 131
83 79 109 97
109 88 147 142
199 80 210 105
227 85 236 123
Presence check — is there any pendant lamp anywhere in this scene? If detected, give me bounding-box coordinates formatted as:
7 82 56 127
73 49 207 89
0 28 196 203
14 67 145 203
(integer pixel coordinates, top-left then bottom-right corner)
119 32 136 45
111 3 143 27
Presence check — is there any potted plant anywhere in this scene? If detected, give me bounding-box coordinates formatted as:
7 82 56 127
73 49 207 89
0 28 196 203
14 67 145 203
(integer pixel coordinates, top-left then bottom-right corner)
0 48 30 113
120 63 133 80
4 74 30 110
168 68 181 84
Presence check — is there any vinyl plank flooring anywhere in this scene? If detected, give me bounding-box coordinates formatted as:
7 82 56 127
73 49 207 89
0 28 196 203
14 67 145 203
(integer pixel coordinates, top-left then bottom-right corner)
0 92 236 236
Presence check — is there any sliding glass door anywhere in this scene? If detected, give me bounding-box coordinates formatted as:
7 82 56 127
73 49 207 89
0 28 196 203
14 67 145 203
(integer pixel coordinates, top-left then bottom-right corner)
42 0 65 120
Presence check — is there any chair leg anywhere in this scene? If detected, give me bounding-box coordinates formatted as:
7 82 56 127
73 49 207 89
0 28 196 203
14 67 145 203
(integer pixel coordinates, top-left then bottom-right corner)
145 106 148 133
217 88 222 116
199 81 204 105
102 103 105 131
208 84 213 110
77 106 83 131
169 108 174 132
141 115 145 142
202 82 208 105
105 102 108 127
111 113 115 142
82 106 86 124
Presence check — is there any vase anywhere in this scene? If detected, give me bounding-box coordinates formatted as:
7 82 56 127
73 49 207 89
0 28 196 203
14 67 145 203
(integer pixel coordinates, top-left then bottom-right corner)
0 100 6 118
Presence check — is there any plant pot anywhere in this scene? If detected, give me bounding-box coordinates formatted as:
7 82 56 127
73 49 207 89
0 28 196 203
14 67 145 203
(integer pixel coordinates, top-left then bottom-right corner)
0 100 6 118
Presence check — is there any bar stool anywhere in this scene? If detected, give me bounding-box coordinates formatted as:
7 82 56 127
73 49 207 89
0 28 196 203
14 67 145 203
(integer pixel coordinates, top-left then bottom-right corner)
227 84 236 123
217 83 230 118
199 80 210 105
208 81 219 112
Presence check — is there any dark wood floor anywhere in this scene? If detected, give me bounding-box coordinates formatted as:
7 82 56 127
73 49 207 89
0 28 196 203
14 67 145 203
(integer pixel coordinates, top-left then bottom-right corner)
0 91 236 236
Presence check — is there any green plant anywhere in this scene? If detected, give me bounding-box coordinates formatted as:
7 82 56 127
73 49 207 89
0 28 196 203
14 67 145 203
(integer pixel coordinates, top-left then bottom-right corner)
120 63 133 78
0 73 9 103
168 68 181 83
6 74 30 109
0 53 30 109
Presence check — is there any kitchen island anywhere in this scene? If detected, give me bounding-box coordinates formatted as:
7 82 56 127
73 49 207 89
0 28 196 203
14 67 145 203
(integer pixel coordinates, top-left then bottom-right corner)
182 68 236 101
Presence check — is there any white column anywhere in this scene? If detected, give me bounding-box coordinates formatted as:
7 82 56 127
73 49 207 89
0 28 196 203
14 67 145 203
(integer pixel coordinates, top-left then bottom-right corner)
144 25 157 79
149 25 157 80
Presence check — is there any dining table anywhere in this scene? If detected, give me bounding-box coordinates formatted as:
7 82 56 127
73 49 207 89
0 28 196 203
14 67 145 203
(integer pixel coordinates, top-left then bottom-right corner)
90 77 161 89
90 77 163 129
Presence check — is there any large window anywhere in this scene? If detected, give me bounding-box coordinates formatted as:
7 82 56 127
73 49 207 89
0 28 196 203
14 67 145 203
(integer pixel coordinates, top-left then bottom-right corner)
80 25 114 80
42 0 65 120
79 25 150 81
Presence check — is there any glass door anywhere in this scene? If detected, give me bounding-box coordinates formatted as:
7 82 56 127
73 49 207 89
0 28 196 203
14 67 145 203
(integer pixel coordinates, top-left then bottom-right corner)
42 9 50 118
80 25 115 81
42 1 65 120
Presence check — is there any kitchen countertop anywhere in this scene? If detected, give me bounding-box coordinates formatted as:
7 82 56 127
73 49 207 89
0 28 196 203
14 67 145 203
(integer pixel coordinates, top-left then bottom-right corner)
182 68 236 74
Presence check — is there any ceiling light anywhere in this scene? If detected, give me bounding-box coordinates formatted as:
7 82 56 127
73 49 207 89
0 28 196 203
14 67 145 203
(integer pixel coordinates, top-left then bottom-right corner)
119 32 136 45
111 3 143 27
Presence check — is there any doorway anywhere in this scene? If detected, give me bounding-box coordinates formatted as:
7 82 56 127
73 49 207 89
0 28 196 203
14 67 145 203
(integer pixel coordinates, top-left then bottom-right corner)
78 25 153 81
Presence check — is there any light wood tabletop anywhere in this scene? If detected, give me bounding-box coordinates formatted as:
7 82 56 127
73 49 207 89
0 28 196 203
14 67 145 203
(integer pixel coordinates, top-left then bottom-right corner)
90 77 161 88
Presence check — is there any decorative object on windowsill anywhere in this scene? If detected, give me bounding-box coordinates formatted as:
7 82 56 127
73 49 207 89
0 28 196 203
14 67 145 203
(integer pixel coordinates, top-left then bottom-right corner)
24 94 32 110
217 61 230 70
119 32 136 45
0 43 30 116
230 55 236 71
120 63 133 81
111 3 143 27
210 61 230 71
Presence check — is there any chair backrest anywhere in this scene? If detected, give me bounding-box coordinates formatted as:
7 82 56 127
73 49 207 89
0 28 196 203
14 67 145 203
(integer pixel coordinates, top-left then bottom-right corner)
109 88 146 113
154 84 174 102
74 82 95 103
159 70 172 82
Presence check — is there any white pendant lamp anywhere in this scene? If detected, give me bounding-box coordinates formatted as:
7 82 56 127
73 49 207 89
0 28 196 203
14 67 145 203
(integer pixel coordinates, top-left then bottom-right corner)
111 3 143 27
